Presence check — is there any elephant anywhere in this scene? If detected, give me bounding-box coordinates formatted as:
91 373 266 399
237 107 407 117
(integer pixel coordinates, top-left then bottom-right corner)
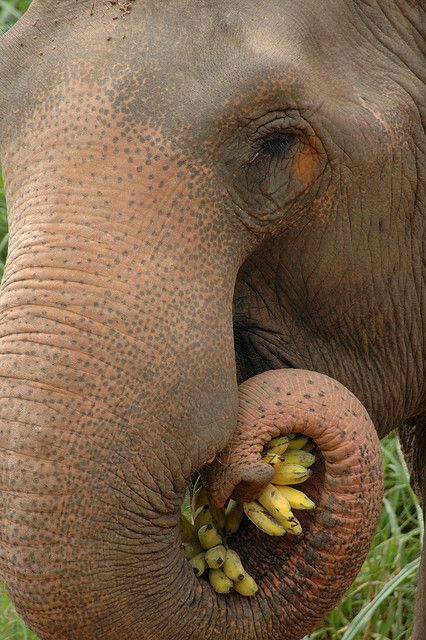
0 0 424 639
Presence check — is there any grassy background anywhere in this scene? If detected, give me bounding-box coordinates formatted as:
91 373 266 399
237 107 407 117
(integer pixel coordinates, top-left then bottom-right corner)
0 2 422 639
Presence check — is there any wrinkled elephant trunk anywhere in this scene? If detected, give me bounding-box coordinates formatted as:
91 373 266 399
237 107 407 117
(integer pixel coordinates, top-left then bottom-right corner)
205 369 384 639
1 310 383 640
0 218 241 639
83 368 382 640
143 369 383 640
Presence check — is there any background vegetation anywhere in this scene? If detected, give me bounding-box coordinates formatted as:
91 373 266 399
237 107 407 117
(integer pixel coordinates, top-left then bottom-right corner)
0 2 422 639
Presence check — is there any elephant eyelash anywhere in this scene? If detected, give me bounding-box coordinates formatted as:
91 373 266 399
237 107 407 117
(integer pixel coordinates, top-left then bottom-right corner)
247 120 299 165
249 133 297 163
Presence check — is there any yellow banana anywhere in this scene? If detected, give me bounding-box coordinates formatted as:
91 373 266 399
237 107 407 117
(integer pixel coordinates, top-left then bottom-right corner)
264 435 291 456
233 572 259 596
180 513 197 543
192 485 209 514
223 549 245 582
224 500 245 536
208 568 233 594
183 541 203 560
198 523 223 549
280 450 316 468
281 514 303 536
261 452 284 465
257 483 294 523
205 544 226 569
189 552 207 577
243 501 287 536
276 486 315 510
302 440 316 452
272 463 312 485
286 435 310 450
209 502 226 531
194 505 213 530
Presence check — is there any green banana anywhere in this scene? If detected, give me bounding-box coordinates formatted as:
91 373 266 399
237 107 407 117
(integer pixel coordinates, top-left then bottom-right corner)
261 452 284 465
302 440 316 452
286 435 310 450
279 450 316 468
194 504 213 530
224 499 244 536
205 545 227 569
192 485 209 514
223 549 245 582
189 552 207 577
208 568 233 594
198 523 223 549
272 462 312 485
183 541 203 560
263 435 291 455
209 502 226 531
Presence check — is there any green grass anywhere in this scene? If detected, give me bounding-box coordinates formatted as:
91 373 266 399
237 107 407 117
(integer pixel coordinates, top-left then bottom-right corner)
307 435 422 640
0 0 31 27
0 584 38 640
0 1 422 639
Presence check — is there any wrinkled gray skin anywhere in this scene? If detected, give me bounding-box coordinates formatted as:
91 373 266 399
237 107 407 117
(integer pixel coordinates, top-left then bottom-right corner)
0 1 424 639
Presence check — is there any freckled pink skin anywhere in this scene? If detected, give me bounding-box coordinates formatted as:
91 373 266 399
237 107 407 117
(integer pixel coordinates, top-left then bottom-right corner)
1 0 421 638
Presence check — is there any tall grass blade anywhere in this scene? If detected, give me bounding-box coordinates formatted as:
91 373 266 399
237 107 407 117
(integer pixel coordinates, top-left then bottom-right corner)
341 557 421 640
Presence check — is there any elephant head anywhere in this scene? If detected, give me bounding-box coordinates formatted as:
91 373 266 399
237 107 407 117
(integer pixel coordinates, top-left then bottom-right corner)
0 1 423 639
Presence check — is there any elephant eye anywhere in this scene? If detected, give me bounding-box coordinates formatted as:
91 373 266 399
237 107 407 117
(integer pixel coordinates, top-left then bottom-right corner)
261 135 294 155
251 132 296 163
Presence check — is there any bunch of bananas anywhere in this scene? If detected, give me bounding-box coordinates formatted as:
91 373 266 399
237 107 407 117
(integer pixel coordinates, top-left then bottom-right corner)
180 433 316 596
180 482 258 595
243 433 316 537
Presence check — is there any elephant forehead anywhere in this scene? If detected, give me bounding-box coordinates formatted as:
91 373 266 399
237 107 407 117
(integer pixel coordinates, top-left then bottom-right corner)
0 0 371 140
104 0 353 124
0 0 420 167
